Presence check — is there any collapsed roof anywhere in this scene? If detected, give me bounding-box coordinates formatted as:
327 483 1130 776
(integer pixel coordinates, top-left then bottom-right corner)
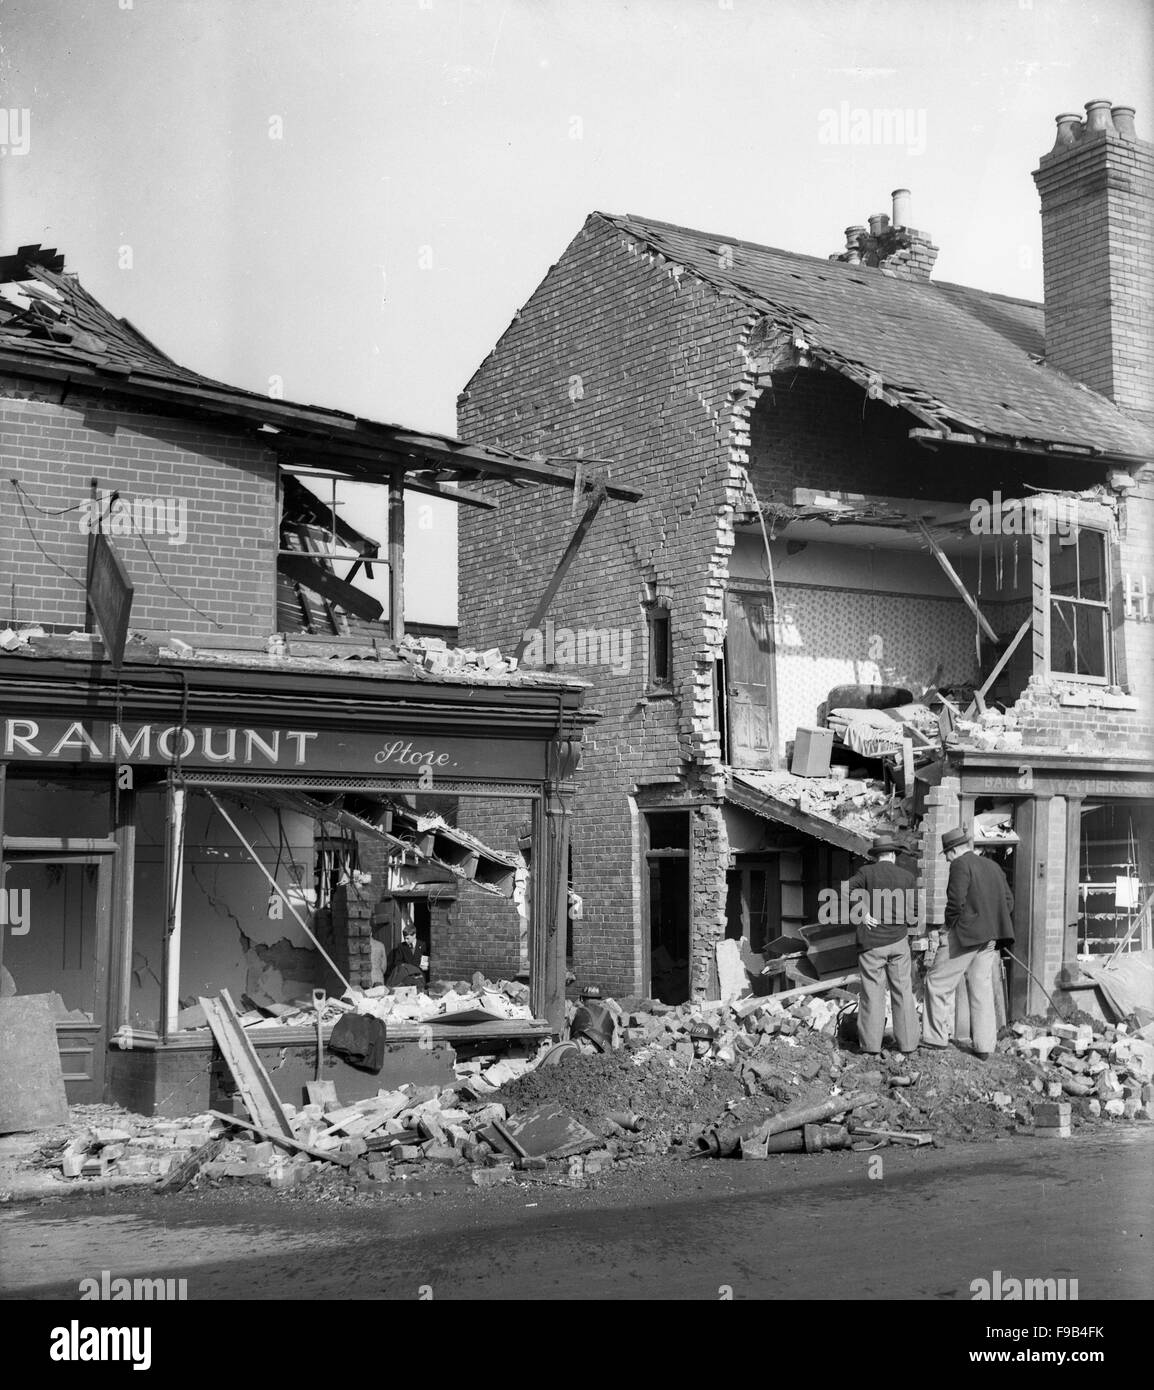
0 244 641 502
598 212 1153 466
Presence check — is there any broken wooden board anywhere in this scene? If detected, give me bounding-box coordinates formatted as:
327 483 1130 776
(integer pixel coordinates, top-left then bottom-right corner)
208 1110 354 1167
155 1137 225 1194
502 1105 600 1160
0 994 69 1133
200 990 293 1139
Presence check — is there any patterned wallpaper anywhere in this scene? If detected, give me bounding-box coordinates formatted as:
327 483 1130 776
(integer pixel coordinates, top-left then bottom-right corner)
772 583 980 755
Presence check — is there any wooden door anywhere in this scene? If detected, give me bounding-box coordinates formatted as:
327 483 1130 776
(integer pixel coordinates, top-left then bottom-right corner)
725 587 777 769
2 852 114 1102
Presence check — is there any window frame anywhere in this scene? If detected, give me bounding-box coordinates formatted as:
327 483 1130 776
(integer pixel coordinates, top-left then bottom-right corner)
1033 519 1118 687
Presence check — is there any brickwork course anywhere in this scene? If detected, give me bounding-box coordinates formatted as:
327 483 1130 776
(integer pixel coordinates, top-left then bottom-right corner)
458 107 1154 1005
1 380 277 636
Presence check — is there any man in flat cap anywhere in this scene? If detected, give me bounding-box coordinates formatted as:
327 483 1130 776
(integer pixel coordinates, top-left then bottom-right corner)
841 834 920 1056
922 825 1014 1059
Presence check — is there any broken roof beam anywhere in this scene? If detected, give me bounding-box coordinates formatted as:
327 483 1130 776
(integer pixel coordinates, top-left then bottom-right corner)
513 484 608 661
965 617 1031 718
282 459 497 511
276 553 384 623
0 346 642 501
789 487 949 524
915 520 998 643
909 427 1148 469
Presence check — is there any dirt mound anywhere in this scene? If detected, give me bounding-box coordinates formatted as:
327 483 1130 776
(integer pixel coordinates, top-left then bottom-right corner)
498 1048 746 1140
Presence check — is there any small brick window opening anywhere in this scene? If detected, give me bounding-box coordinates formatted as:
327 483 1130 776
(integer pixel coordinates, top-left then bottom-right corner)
647 604 672 689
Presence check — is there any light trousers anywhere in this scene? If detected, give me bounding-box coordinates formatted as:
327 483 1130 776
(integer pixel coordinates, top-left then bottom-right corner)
857 937 920 1054
922 930 997 1055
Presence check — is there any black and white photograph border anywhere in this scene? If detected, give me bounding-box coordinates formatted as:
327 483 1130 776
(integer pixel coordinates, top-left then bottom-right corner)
0 0 1150 1345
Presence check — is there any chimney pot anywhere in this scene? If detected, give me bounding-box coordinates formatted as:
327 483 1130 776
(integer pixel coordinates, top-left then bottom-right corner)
1084 99 1116 135
845 226 867 251
891 188 911 228
1051 113 1083 151
1111 105 1138 140
868 213 890 238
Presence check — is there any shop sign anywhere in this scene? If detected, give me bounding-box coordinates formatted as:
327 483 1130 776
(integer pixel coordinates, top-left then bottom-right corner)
0 718 544 781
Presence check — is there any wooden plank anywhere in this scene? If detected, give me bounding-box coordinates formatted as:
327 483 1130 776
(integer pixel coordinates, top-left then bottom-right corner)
916 521 998 642
276 553 384 621
155 1137 225 1193
205 792 352 993
0 995 69 1133
200 991 294 1139
0 837 118 853
388 465 404 641
162 782 186 1037
965 617 1031 718
208 1110 354 1166
513 486 608 660
383 1018 551 1042
763 969 860 1004
1031 528 1049 674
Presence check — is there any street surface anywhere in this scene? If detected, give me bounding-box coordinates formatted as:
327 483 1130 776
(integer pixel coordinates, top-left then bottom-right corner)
2 1128 1150 1301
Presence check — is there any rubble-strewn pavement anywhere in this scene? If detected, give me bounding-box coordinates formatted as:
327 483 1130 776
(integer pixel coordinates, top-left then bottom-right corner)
3 981 1151 1206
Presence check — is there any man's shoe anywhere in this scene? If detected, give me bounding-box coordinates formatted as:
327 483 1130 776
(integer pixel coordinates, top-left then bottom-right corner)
918 1042 947 1052
974 1051 992 1061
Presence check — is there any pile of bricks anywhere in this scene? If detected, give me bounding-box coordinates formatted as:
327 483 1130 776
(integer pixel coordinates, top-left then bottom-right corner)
396 634 515 677
1008 1020 1154 1130
612 993 844 1077
50 1115 219 1182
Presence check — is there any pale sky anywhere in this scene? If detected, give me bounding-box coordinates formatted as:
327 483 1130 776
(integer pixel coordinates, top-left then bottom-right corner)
1 0 1150 622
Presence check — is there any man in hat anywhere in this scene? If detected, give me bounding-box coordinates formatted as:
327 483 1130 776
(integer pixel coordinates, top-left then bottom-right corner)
922 825 1014 1059
840 834 920 1056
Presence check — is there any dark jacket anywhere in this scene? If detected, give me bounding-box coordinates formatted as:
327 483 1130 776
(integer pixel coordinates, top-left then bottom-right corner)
843 861 919 949
385 940 426 988
328 1013 386 1073
945 851 1014 948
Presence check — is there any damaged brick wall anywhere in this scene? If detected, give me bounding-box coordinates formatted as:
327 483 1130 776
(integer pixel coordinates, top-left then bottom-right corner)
918 774 962 925
1011 678 1154 754
331 882 374 990
457 214 753 996
0 379 277 636
430 799 522 983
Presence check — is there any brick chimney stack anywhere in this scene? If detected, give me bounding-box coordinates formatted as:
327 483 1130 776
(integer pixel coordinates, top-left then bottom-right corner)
830 189 939 280
1032 100 1154 418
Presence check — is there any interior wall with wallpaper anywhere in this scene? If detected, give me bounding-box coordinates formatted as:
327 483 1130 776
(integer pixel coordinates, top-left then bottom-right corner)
771 584 979 756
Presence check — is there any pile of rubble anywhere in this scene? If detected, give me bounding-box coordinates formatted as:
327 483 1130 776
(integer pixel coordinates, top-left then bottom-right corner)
355 977 533 1025
1003 1020 1153 1121
25 992 1153 1200
174 977 535 1035
396 634 517 677
735 769 909 843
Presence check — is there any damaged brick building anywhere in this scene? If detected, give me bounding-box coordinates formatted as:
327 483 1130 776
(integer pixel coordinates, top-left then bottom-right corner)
0 246 644 1114
455 99 1154 1012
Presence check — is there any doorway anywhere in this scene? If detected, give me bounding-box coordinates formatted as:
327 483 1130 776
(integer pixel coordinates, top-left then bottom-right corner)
644 811 690 1003
2 847 115 1102
724 585 776 769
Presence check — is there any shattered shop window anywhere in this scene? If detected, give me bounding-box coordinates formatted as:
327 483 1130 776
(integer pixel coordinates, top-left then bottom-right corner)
1048 528 1111 680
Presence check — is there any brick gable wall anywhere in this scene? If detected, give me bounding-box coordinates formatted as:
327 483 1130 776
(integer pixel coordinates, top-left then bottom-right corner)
455 215 754 995
0 378 277 637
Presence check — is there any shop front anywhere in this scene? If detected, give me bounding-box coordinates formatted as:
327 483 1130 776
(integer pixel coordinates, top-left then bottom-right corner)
0 654 588 1115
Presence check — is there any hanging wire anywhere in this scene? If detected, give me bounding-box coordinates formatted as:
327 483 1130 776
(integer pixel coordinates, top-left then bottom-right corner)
10 483 85 586
9 479 86 516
